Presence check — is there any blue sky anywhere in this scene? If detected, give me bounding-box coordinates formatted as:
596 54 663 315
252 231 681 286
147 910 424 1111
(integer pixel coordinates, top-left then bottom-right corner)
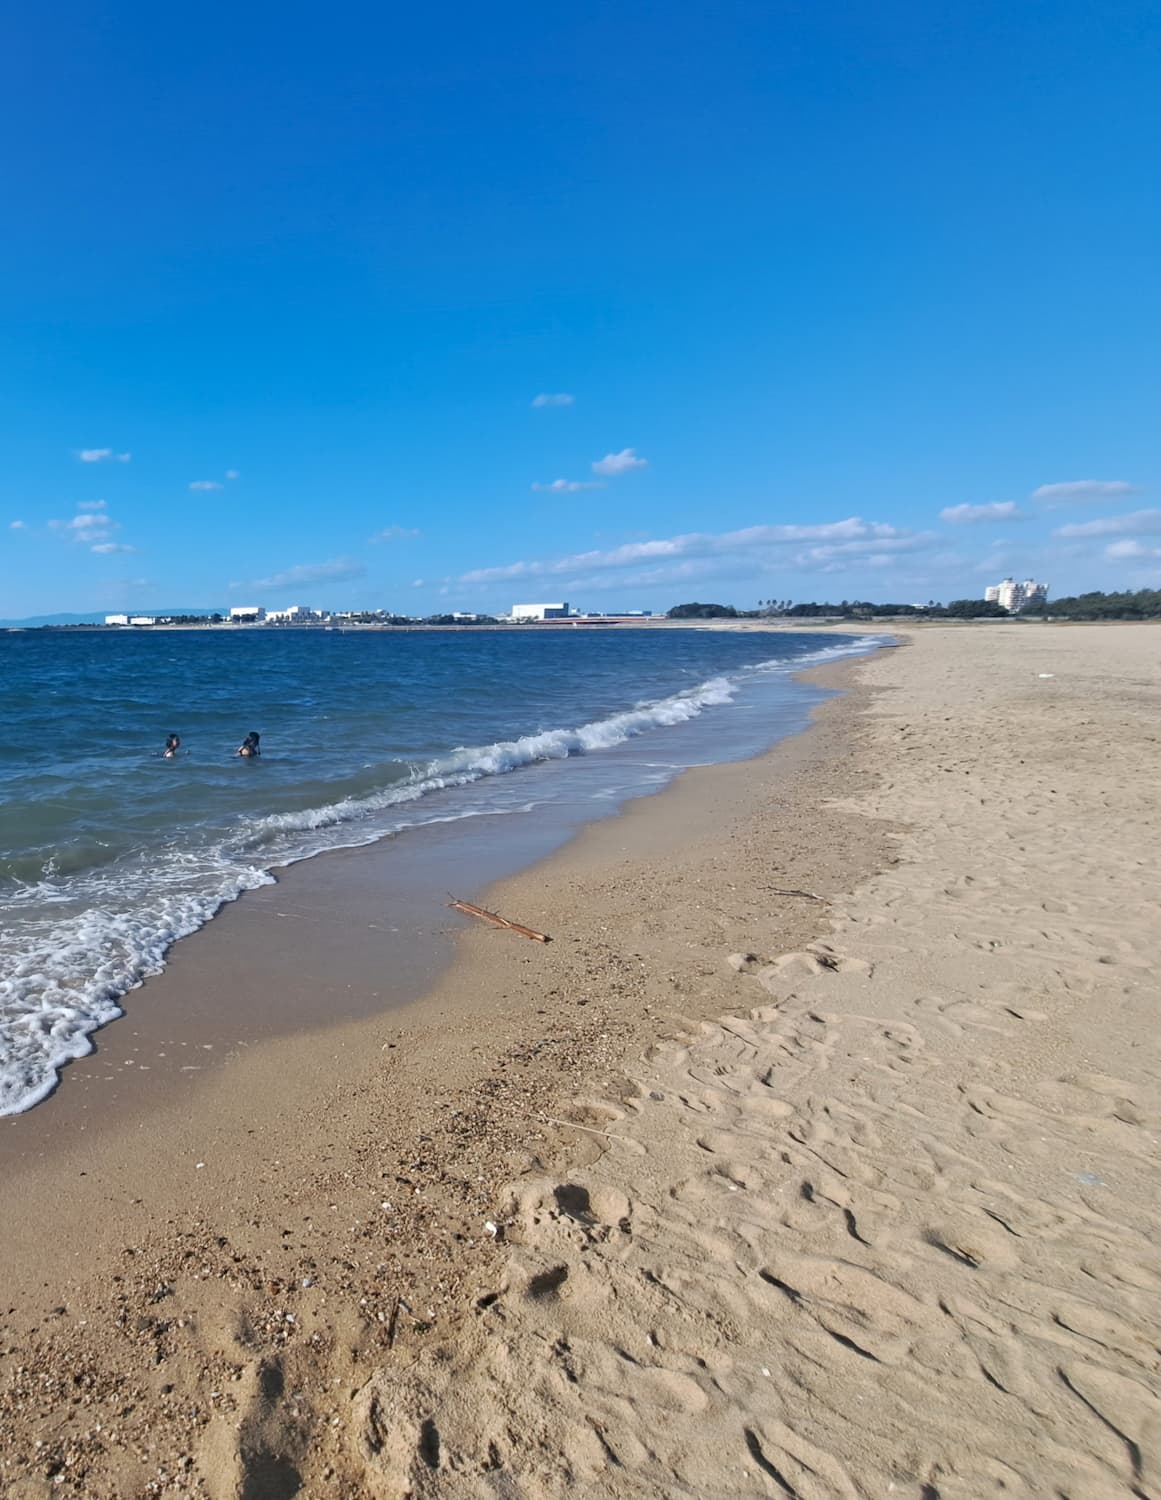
1 0 1158 618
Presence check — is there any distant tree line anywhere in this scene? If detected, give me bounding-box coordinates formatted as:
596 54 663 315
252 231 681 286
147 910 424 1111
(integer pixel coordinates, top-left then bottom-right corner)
1019 589 1161 620
668 599 1008 620
666 602 740 618
782 599 1008 619
671 590 1161 622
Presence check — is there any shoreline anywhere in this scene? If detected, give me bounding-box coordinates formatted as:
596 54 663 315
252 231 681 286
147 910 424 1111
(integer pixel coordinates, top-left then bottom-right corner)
0 624 876 1128
0 627 867 1130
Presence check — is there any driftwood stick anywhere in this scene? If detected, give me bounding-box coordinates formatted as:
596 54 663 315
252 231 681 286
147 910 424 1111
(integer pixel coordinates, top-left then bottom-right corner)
769 887 828 902
539 1113 625 1141
448 898 551 943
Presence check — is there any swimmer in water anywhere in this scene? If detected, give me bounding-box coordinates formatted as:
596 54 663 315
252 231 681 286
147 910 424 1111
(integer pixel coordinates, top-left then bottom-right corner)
236 731 261 758
164 732 181 758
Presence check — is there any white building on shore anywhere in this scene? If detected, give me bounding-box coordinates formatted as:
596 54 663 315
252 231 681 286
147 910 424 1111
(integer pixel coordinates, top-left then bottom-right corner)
984 577 1048 613
264 604 321 623
511 601 570 621
105 613 130 626
229 605 266 622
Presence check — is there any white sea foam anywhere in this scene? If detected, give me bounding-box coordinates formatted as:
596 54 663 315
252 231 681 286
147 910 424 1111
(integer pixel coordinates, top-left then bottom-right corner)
244 674 737 841
0 635 880 1116
0 867 274 1116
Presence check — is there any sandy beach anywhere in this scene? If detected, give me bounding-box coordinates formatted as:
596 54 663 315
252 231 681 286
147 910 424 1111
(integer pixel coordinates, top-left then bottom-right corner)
2 623 1159 1498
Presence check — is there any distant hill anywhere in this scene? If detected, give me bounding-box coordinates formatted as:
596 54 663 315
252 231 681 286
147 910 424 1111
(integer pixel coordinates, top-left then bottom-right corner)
0 610 220 628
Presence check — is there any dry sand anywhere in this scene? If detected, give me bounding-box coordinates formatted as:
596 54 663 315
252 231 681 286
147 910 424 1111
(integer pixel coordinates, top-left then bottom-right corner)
2 623 1160 1498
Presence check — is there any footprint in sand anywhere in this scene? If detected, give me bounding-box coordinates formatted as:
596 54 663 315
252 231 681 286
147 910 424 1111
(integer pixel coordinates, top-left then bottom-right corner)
922 1213 1021 1272
757 1252 926 1365
761 944 874 982
1058 1362 1161 1490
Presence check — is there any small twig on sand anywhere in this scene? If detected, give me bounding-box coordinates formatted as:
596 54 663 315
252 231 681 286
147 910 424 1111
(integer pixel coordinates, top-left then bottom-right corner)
385 1295 401 1349
448 897 551 943
539 1113 625 1142
769 887 828 902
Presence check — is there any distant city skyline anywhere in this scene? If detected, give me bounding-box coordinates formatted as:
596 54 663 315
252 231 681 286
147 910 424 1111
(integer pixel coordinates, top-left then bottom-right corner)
1 5 1157 619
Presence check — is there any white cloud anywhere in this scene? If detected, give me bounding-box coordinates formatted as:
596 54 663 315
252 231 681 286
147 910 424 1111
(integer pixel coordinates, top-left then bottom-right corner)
558 557 764 594
370 526 420 543
1032 480 1137 504
189 480 223 492
225 469 240 481
77 499 107 511
1105 539 1159 561
458 518 928 587
412 578 425 587
1055 509 1161 539
78 449 131 463
9 519 26 530
531 478 607 493
788 535 935 573
531 393 575 408
249 558 367 591
51 511 115 538
592 448 647 477
91 542 139 554
940 501 1024 524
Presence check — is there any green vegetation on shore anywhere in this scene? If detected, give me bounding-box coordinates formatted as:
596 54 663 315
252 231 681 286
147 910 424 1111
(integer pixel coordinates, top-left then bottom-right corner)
663 590 1161 622
668 599 1008 620
1019 589 1161 620
666 602 740 619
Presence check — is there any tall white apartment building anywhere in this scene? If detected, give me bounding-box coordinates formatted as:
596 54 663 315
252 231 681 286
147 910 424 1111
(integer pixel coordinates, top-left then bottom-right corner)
984 578 1048 613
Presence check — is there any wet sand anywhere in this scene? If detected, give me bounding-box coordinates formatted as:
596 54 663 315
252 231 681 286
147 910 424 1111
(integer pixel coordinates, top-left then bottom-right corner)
2 624 1159 1498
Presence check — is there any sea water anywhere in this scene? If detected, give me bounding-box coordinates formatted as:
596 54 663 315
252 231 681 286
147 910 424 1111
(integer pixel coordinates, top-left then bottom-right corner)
0 626 877 1115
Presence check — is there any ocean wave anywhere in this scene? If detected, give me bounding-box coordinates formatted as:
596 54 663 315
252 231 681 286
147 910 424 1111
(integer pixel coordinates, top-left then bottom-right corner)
234 631 881 852
242 674 737 842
